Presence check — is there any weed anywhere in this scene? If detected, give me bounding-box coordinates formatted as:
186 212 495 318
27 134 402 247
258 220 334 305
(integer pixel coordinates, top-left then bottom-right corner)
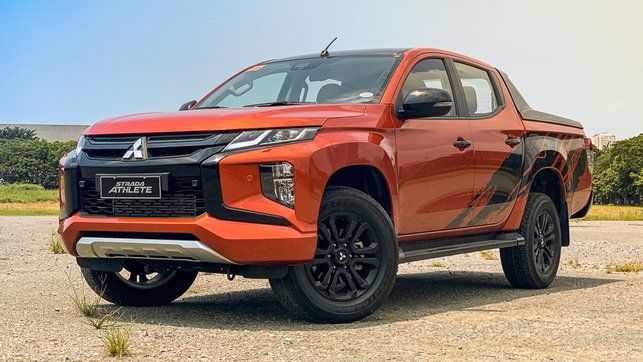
480 251 497 260
567 256 581 269
606 261 643 273
84 307 122 330
67 272 106 317
430 261 446 268
49 231 65 254
102 327 131 358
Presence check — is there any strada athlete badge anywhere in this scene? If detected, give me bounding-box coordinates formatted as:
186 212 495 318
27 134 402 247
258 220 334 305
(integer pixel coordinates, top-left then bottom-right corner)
98 175 161 199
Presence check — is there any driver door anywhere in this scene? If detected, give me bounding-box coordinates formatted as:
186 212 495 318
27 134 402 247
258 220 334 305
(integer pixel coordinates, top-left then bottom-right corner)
395 58 476 234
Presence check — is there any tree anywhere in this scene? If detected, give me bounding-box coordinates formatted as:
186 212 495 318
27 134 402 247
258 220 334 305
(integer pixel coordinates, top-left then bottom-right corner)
0 126 38 143
592 134 643 205
0 139 75 189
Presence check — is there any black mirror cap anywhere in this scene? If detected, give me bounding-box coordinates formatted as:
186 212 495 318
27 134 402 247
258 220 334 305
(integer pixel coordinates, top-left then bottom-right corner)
400 88 453 119
179 100 197 111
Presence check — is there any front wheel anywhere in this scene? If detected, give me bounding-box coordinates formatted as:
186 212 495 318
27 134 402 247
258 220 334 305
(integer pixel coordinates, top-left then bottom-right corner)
81 261 198 306
270 186 398 323
500 192 562 289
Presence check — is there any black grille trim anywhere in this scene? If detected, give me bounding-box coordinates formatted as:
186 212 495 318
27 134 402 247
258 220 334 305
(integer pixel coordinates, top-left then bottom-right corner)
79 178 206 218
83 132 238 160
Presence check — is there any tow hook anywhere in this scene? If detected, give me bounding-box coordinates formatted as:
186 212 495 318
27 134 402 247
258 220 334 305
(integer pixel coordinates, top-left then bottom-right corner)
226 269 236 281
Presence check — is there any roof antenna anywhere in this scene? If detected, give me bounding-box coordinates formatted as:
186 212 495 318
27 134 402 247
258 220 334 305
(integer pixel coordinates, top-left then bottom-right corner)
320 37 337 57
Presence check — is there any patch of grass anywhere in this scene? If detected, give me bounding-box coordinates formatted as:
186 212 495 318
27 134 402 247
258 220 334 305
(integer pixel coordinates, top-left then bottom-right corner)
567 256 581 269
0 202 58 216
49 231 65 254
84 307 123 330
606 261 643 273
480 251 497 260
430 261 446 268
580 205 643 221
67 272 105 317
0 183 59 203
102 327 131 358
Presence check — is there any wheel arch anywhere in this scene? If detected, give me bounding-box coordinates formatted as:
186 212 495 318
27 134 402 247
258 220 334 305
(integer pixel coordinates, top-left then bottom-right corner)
314 138 398 226
324 164 394 221
528 167 570 246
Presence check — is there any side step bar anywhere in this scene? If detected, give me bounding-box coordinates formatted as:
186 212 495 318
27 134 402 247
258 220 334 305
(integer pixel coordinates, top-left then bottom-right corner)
76 237 235 264
398 232 525 263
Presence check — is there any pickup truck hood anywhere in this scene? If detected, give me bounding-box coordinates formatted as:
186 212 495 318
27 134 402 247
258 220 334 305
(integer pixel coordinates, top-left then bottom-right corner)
85 104 366 135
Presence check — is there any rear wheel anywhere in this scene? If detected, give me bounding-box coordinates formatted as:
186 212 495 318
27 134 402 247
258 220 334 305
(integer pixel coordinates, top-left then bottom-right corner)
500 192 562 289
81 261 198 306
270 186 398 323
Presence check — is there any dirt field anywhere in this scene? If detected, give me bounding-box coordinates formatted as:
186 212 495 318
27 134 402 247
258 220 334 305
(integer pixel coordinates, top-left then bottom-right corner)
1 217 641 361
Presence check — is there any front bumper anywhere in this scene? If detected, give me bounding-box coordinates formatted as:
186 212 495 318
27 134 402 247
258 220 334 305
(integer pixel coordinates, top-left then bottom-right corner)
59 213 316 264
58 136 323 265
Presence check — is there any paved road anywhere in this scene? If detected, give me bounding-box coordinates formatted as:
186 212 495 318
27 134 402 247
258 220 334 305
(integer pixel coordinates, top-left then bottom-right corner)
0 218 641 360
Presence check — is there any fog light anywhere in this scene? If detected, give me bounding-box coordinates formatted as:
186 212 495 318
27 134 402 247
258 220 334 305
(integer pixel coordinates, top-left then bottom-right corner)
260 162 295 208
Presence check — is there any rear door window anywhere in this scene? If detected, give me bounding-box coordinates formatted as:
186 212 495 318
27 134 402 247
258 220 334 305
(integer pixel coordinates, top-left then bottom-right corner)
454 62 499 116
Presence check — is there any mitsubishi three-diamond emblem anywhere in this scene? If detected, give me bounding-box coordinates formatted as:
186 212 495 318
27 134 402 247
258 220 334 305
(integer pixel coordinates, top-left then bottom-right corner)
122 137 148 160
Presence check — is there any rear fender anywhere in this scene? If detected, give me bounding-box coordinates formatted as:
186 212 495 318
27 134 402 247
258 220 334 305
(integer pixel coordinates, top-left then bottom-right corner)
503 133 588 232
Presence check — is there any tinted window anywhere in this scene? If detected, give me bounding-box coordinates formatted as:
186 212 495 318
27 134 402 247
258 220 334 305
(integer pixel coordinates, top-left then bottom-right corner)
454 62 499 115
197 56 400 108
218 72 287 108
400 58 455 116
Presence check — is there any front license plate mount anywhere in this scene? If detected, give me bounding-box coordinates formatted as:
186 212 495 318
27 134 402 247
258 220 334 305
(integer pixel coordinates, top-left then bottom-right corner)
98 174 163 200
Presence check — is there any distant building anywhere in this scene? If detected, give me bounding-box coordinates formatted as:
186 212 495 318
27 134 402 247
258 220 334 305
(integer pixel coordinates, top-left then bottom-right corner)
592 133 616 150
0 123 88 142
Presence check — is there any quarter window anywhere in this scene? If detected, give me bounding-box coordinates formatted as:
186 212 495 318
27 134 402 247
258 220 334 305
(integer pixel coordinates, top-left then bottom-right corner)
400 58 455 116
454 62 499 115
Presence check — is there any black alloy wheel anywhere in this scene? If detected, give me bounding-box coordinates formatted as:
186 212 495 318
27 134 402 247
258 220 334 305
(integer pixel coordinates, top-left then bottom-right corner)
306 212 383 302
532 209 557 274
115 262 179 290
500 192 562 289
269 186 398 323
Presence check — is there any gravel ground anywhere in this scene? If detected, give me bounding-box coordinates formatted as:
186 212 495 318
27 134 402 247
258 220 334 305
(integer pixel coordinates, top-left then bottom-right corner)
0 217 641 361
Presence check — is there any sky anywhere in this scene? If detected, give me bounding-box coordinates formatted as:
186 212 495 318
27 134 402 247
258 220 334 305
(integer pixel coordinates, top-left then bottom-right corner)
1 0 641 139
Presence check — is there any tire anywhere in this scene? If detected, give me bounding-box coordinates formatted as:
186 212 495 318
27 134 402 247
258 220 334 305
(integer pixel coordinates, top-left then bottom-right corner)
500 192 562 289
81 262 198 306
270 186 398 323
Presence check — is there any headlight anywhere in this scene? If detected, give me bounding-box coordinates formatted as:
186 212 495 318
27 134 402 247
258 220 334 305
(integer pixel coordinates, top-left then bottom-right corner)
260 162 295 208
223 128 318 152
76 136 86 155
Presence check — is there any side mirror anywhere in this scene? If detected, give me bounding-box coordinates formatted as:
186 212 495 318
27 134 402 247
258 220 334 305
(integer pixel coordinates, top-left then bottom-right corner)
179 100 197 111
400 88 453 119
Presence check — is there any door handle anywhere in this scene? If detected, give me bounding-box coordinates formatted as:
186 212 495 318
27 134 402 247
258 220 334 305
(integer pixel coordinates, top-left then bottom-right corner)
453 138 472 149
505 137 521 147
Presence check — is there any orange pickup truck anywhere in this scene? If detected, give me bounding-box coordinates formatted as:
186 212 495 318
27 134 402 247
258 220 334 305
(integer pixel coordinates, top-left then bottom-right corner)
59 48 592 322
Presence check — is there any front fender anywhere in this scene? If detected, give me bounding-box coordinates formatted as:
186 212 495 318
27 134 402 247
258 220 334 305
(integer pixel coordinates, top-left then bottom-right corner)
217 128 397 233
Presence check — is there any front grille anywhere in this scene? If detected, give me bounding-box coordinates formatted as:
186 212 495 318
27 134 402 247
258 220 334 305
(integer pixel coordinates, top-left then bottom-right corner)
83 132 237 160
80 178 206 217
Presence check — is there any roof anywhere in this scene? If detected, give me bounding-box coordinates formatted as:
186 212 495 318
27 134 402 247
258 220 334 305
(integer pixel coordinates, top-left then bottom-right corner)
267 48 410 62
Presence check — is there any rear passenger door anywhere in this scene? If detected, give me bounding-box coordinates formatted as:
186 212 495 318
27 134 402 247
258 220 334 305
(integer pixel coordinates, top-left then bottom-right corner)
449 60 525 228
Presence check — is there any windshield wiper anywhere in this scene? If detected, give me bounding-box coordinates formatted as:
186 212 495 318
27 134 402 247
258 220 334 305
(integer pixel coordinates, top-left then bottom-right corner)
243 101 307 108
196 106 228 109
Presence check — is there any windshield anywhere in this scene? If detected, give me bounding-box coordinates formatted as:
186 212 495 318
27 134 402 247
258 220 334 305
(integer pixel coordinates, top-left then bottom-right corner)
196 55 400 108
